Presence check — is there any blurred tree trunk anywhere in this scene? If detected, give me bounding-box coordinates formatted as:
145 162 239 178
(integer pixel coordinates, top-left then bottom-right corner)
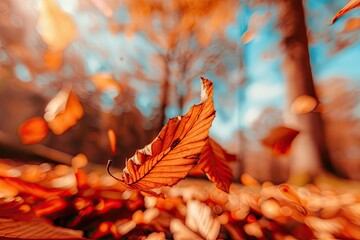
157 55 171 133
277 0 339 181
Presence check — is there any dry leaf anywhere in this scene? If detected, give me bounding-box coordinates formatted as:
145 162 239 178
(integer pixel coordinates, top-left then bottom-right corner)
170 218 202 240
44 90 84 135
195 138 234 192
261 126 300 155
18 117 48 145
37 0 77 52
109 78 215 194
186 200 221 240
279 184 307 216
72 153 89 170
0 218 84 239
330 0 360 25
290 95 318 115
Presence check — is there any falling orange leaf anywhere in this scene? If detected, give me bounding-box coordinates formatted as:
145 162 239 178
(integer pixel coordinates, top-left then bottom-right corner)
330 0 360 25
193 138 234 192
108 77 215 195
108 129 117 155
290 95 318 115
44 90 84 135
261 126 300 155
37 0 77 52
342 17 360 33
91 73 120 92
279 184 307 216
18 117 49 145
43 50 63 71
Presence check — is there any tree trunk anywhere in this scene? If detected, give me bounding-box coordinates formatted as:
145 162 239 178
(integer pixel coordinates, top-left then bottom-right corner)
277 0 339 180
157 56 170 133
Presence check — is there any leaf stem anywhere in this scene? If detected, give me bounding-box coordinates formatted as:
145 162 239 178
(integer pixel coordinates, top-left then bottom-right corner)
106 159 123 182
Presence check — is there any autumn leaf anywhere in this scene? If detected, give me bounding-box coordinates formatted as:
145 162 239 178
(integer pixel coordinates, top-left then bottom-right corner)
108 77 215 194
37 0 77 52
191 138 234 193
279 184 307 216
290 95 318 115
0 218 84 239
108 129 117 155
261 126 300 155
330 0 360 25
185 200 221 240
44 89 84 135
18 117 49 145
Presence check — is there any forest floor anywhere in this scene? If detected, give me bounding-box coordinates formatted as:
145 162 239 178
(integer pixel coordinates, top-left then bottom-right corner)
0 158 360 240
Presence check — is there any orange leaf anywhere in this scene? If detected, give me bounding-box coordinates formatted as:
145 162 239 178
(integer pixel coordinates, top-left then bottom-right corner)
18 117 48 145
196 138 234 192
330 0 360 25
111 77 215 194
261 126 300 155
44 90 84 135
43 50 63 71
2 177 74 199
0 218 84 239
92 73 120 91
342 17 360 33
108 129 117 155
290 95 318 115
37 0 77 52
279 184 307 216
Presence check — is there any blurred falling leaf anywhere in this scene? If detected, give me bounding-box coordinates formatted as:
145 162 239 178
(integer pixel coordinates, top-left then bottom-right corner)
330 0 360 25
192 138 234 192
290 95 318 115
242 30 256 44
108 129 117 155
341 17 360 33
18 117 48 145
108 78 215 195
43 50 63 71
44 90 84 135
0 218 84 239
186 200 221 240
91 73 120 91
37 0 77 52
279 184 307 216
261 126 300 155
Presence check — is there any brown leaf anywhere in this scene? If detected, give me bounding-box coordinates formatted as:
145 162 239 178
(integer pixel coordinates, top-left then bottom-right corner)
0 218 84 239
18 117 49 145
330 0 360 25
261 126 300 155
112 78 215 194
37 0 77 52
195 138 234 192
44 90 84 135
